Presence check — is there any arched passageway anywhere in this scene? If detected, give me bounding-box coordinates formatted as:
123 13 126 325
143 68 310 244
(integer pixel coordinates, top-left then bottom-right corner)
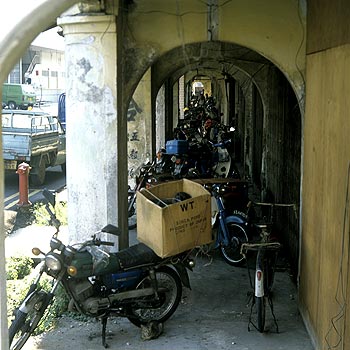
128 41 301 276
1 2 306 348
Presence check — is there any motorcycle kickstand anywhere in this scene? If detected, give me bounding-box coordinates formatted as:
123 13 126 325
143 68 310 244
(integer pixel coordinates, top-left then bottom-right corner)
247 292 255 332
101 316 109 348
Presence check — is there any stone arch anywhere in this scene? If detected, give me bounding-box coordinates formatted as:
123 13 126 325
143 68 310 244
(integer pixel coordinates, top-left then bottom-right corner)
128 39 302 275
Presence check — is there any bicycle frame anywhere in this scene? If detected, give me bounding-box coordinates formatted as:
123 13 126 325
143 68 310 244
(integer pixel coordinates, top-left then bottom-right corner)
241 201 296 332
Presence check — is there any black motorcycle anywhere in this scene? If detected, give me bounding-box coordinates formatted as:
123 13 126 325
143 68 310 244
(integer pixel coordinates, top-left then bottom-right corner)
128 155 175 229
9 190 194 349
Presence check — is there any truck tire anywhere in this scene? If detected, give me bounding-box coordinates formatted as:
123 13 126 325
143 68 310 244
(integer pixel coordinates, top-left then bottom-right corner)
61 163 66 174
8 101 16 109
30 161 46 186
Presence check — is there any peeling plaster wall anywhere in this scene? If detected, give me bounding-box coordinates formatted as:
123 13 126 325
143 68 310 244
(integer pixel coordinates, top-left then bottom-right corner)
127 69 152 182
58 14 119 244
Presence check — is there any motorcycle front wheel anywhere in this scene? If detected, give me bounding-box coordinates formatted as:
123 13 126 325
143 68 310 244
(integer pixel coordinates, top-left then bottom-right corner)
127 266 182 327
9 291 51 350
220 221 249 266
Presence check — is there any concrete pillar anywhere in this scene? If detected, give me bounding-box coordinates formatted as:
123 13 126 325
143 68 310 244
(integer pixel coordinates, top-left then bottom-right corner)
164 78 174 141
179 75 185 119
58 14 123 247
156 84 166 152
127 69 152 181
173 80 179 127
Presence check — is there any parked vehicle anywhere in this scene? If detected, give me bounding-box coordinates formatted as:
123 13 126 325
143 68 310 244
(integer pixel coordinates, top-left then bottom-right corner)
241 202 296 332
9 190 195 350
128 154 175 229
2 110 66 185
128 160 155 229
168 122 239 179
2 83 36 110
58 92 66 130
203 181 250 266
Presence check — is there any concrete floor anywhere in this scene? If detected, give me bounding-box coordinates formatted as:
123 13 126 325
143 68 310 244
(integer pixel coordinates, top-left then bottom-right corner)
6 225 314 350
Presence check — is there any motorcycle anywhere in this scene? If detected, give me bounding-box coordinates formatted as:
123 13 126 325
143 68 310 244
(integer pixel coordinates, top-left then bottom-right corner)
172 117 239 180
203 181 250 266
128 154 175 229
9 190 195 349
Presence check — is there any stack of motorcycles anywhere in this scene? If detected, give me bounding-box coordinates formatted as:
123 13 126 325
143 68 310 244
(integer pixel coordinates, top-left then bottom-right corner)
9 190 195 350
128 96 242 229
164 96 239 180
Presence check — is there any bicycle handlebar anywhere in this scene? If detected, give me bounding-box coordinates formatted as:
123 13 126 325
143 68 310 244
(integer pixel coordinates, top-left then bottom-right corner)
247 201 298 220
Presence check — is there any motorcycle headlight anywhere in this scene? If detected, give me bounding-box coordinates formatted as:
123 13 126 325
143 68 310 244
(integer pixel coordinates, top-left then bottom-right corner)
45 254 62 271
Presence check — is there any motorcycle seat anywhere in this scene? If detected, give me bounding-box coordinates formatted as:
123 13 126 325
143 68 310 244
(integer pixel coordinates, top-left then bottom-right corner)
116 243 162 270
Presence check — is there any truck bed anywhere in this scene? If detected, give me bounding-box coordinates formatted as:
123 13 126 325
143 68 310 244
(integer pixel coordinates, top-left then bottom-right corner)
3 131 59 160
2 110 60 169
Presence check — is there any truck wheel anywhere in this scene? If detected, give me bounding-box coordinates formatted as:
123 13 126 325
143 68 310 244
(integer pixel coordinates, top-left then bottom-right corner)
8 101 16 109
30 162 46 186
61 163 66 174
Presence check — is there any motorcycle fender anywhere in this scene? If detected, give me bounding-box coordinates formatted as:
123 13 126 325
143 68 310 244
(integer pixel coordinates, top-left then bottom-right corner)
19 290 49 314
173 263 191 289
225 214 247 225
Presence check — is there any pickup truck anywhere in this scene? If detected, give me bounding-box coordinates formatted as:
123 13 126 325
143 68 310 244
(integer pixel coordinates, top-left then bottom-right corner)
2 110 66 185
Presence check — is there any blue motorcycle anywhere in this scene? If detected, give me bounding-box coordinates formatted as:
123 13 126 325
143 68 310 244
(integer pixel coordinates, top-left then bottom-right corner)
202 181 250 266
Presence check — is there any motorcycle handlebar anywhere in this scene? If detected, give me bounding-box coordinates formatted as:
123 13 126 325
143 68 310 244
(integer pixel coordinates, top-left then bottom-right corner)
209 139 231 148
99 241 115 247
45 204 61 229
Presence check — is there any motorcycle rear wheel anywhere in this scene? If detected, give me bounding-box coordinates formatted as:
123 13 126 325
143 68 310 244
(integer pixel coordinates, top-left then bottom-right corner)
9 291 50 350
220 221 248 266
127 266 182 327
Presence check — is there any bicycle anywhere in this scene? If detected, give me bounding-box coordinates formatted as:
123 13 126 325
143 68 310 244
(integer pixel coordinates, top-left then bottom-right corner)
241 201 297 332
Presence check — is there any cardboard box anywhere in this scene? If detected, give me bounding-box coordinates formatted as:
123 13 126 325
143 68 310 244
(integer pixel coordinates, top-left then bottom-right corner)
137 179 212 258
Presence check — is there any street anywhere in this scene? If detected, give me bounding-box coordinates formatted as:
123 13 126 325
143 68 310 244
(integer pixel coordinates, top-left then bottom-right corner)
4 165 66 210
3 101 65 209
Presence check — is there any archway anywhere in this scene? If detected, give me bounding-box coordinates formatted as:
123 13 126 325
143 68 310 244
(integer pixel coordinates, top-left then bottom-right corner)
127 41 302 276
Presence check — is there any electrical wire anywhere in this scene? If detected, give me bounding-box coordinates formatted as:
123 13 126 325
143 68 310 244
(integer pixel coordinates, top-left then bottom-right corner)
295 0 306 107
324 162 350 349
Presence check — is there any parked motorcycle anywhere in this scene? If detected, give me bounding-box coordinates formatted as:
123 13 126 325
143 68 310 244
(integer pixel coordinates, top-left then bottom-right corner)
203 181 250 266
9 190 195 349
128 154 175 229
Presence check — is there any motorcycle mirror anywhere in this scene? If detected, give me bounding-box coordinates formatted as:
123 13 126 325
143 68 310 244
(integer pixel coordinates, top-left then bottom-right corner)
101 224 121 236
32 247 43 256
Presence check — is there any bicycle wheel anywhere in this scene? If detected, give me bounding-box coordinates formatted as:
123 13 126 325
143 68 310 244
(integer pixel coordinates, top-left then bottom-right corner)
255 249 266 332
9 291 51 350
220 221 249 266
127 266 182 327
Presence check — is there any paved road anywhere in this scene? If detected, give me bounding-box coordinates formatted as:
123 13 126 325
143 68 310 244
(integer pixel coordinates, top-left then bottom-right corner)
3 102 65 209
4 166 66 210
